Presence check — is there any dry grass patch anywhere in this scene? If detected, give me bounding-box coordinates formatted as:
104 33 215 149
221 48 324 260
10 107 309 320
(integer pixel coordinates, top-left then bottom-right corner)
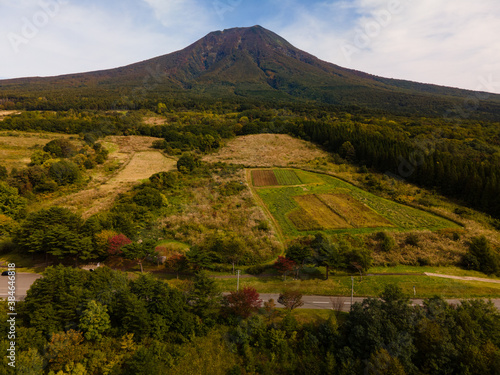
143 116 167 126
204 134 329 167
108 151 176 184
0 111 21 120
104 135 164 153
287 208 322 231
0 131 74 171
159 169 281 262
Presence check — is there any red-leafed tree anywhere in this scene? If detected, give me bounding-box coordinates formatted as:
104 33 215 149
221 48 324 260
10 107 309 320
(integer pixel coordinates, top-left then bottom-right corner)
165 253 188 279
223 287 262 319
107 234 132 255
274 256 296 280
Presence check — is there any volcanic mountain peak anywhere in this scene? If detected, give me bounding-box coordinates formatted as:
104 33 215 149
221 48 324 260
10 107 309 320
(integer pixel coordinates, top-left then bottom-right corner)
1 25 499 119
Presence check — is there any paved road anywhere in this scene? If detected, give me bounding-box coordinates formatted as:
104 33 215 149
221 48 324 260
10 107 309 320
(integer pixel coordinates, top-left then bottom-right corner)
0 273 42 300
259 293 500 312
2 274 500 312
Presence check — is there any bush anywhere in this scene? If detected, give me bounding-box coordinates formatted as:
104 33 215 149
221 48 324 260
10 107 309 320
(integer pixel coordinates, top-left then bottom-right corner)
149 171 181 189
375 232 395 252
133 187 165 208
43 138 76 158
49 160 81 185
246 264 273 275
0 165 7 179
219 181 245 196
405 233 420 247
461 236 500 275
177 153 201 173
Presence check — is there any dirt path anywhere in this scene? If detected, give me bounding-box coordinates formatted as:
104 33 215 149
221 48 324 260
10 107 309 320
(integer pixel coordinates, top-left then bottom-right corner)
425 272 500 284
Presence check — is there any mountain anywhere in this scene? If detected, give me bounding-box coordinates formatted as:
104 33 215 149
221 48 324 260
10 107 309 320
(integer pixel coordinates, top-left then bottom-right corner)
1 25 500 118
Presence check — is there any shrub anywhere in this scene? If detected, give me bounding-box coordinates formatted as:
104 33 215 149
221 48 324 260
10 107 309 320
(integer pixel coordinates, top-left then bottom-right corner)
49 160 81 185
405 233 420 247
375 232 396 252
177 153 201 173
0 165 7 179
149 171 181 189
43 138 76 158
461 236 500 275
133 187 165 208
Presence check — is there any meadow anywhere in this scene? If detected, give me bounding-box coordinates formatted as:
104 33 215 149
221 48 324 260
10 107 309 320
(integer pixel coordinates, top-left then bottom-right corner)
0 130 74 172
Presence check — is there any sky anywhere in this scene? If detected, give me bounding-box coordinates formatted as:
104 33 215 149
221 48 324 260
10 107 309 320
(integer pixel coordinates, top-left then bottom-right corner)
0 0 499 94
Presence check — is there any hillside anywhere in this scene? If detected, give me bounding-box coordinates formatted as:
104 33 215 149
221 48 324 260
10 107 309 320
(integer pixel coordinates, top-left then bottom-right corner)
1 26 500 119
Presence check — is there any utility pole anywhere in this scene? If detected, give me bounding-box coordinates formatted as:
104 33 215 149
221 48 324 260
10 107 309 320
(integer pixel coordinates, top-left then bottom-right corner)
351 276 354 305
237 270 240 291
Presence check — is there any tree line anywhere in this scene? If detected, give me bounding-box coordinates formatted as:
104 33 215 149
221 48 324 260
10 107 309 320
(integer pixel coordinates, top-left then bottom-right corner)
1 267 499 374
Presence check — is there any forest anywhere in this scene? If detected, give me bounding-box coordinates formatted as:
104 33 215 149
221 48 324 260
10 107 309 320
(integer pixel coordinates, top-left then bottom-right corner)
2 266 500 374
1 99 500 374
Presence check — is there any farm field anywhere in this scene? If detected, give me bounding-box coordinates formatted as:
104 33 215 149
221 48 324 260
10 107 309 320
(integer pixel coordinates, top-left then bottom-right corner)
251 168 303 186
250 169 459 237
252 169 278 186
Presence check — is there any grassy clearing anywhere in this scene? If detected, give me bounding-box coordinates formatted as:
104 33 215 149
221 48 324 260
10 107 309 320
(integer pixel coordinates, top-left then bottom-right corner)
0 131 74 171
254 169 459 238
46 148 176 217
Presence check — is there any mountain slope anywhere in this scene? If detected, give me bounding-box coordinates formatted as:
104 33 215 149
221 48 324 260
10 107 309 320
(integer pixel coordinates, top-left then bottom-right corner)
1 25 500 118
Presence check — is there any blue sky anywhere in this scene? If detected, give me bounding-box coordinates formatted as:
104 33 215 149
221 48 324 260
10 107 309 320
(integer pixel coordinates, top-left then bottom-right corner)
1 0 499 93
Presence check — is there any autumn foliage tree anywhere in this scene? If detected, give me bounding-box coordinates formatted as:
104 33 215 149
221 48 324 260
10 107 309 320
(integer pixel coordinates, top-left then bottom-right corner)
165 253 188 279
46 329 87 372
107 234 132 255
223 287 262 319
274 256 296 280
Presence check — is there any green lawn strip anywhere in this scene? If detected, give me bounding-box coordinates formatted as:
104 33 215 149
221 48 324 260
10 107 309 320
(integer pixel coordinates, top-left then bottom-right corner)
369 265 500 279
213 273 500 298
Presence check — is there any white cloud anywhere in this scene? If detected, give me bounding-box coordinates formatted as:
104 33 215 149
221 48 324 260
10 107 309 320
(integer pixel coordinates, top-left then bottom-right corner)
1 0 498 95
0 0 211 78
141 0 215 36
273 0 500 93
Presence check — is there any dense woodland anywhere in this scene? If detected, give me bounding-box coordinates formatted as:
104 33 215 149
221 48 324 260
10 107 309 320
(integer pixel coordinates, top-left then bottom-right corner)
2 267 500 374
